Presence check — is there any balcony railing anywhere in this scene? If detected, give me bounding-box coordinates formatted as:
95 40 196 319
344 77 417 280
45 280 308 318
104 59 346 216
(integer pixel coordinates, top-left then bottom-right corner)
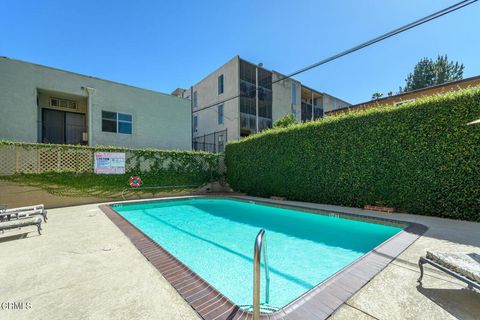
301 102 324 121
240 80 272 100
240 113 272 134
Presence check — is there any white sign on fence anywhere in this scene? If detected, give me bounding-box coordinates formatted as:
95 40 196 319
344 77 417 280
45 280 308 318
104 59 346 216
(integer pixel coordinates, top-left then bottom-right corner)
94 152 125 174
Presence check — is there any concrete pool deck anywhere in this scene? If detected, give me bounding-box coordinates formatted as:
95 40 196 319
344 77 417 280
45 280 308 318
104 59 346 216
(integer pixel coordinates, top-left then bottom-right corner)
0 196 479 320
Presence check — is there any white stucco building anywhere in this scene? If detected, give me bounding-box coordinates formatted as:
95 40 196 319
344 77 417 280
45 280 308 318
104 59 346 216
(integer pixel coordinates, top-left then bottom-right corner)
0 57 191 150
172 56 350 152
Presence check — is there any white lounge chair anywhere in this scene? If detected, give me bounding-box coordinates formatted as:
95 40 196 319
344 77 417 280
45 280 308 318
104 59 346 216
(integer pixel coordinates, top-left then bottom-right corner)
3 204 44 213
418 251 480 290
0 204 47 222
0 216 42 235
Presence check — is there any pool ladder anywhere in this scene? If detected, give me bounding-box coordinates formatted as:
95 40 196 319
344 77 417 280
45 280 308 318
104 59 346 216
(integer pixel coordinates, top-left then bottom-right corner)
253 229 270 320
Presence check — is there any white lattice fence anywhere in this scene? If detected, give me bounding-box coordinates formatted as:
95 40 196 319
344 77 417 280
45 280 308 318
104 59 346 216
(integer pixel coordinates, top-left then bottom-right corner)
0 143 223 178
0 144 16 175
0 144 94 175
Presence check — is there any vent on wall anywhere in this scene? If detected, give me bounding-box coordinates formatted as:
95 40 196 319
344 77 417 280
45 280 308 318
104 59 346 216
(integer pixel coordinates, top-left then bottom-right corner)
50 97 77 110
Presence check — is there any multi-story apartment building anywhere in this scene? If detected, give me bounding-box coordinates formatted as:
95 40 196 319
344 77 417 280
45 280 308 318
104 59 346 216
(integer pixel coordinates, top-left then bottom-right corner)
172 56 350 152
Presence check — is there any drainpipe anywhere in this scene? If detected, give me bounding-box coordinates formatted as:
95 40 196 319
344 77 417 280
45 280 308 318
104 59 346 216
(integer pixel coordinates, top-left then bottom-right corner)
311 90 314 121
191 86 194 150
255 66 259 133
85 87 95 146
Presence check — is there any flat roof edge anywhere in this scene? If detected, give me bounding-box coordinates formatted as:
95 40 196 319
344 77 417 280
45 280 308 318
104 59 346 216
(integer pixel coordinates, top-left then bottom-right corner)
0 56 187 101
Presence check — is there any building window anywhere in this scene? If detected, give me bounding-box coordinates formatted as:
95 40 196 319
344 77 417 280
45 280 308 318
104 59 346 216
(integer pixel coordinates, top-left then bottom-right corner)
102 111 117 133
218 104 224 125
118 113 132 134
193 115 198 132
193 91 198 108
102 111 132 134
218 74 224 94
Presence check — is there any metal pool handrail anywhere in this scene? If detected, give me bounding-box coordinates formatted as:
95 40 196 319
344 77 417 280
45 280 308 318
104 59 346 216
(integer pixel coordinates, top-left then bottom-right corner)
253 229 270 320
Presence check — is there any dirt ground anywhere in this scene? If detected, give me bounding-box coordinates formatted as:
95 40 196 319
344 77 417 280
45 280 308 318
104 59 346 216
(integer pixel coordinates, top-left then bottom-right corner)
0 180 193 208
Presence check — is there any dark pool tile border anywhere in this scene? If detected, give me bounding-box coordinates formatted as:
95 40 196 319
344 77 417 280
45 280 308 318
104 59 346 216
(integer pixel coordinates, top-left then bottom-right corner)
100 197 427 320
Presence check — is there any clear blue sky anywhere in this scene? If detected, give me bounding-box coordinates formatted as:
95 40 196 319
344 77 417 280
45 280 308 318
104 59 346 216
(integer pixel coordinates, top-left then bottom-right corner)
1 0 478 104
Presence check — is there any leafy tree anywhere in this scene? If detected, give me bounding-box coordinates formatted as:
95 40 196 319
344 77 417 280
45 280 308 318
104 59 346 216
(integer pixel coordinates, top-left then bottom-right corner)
273 113 297 128
434 55 464 84
401 55 464 92
371 92 383 100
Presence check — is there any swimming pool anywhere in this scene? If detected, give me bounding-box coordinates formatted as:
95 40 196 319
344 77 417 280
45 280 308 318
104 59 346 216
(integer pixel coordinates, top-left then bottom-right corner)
111 198 402 311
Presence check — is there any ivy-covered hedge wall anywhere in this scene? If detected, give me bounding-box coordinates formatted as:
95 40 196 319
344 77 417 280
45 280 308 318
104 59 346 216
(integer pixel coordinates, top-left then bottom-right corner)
226 89 480 221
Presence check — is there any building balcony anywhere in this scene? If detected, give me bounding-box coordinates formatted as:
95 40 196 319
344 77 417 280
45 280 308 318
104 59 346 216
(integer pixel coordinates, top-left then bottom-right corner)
240 112 272 136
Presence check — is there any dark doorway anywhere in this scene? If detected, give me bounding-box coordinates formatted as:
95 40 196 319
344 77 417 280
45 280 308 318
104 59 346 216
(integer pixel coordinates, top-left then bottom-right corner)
42 109 85 144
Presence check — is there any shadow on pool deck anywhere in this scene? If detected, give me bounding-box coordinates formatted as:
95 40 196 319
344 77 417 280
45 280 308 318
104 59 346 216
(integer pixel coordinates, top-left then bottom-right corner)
0 232 30 243
416 285 480 319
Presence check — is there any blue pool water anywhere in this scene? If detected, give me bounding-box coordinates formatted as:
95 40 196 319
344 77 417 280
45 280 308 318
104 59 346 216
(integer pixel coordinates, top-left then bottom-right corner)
113 198 401 310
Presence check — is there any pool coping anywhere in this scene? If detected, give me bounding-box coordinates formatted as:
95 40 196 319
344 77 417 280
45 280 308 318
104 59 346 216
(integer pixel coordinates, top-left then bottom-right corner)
99 195 428 320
